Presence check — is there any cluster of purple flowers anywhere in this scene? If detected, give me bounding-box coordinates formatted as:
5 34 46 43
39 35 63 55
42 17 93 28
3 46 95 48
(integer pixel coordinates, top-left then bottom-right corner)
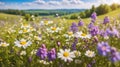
36 44 56 61
97 42 120 62
109 47 120 62
89 26 99 36
88 22 94 29
99 29 108 37
91 12 97 23
99 27 119 38
78 20 84 26
47 48 56 61
70 22 78 33
103 16 110 24
106 28 119 38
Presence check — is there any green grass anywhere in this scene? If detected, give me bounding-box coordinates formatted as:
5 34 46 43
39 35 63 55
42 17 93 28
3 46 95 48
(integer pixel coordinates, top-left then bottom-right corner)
63 9 120 22
0 13 21 21
0 8 120 23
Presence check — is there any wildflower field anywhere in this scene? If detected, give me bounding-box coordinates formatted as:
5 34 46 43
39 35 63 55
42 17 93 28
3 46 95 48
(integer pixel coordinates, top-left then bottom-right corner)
0 9 120 67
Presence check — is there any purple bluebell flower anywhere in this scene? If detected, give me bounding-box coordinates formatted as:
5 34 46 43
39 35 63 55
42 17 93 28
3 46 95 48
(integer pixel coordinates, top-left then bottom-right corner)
36 44 47 60
109 47 120 62
91 12 97 23
106 28 113 36
89 26 99 36
71 38 78 50
70 22 78 33
106 28 119 38
103 16 110 24
78 20 84 26
112 28 119 38
72 42 77 50
99 30 108 37
97 42 111 56
88 22 94 29
47 48 56 61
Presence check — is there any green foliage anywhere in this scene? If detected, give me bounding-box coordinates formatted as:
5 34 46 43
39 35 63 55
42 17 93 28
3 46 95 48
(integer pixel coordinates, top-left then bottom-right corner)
85 10 91 17
91 5 96 12
96 4 111 15
24 14 31 21
70 14 78 19
0 9 25 16
79 12 86 18
110 3 119 10
66 4 120 19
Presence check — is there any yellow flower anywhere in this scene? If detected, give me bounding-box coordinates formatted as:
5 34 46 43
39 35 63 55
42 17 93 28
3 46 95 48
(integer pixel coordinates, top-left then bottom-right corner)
51 27 57 31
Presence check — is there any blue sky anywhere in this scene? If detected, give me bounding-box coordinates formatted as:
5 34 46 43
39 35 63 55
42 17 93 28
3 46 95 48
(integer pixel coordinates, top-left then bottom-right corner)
0 0 120 9
0 0 95 3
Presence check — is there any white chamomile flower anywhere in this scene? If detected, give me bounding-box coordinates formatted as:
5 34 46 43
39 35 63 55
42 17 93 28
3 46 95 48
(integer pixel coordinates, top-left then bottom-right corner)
29 27 36 31
19 28 30 34
73 51 81 57
47 27 61 33
21 23 30 29
74 31 91 39
14 39 32 49
85 50 95 58
20 51 26 55
0 42 9 47
64 31 74 38
58 49 75 62
40 20 53 26
31 49 37 55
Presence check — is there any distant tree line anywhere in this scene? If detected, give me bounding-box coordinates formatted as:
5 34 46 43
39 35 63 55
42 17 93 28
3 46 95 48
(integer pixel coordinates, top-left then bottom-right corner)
0 9 25 16
0 9 83 17
0 9 39 17
69 3 120 19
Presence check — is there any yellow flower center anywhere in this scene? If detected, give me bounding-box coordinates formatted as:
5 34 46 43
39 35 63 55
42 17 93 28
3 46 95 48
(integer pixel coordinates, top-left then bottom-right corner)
63 52 69 57
23 24 28 27
88 52 92 56
81 33 87 36
30 27 33 31
44 21 48 25
1 44 6 47
68 32 73 35
20 41 27 45
51 27 57 31
23 29 27 33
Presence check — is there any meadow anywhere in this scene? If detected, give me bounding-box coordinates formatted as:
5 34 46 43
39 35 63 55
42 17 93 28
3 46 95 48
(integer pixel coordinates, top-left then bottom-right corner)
0 8 120 67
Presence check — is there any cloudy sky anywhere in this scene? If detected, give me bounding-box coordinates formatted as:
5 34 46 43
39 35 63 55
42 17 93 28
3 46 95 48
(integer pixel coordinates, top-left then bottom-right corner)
0 0 120 9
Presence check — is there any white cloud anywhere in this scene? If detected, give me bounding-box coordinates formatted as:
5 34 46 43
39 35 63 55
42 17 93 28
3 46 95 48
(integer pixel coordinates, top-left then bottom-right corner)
48 1 61 5
97 0 120 4
70 0 84 4
0 0 120 9
0 2 5 5
34 0 46 5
